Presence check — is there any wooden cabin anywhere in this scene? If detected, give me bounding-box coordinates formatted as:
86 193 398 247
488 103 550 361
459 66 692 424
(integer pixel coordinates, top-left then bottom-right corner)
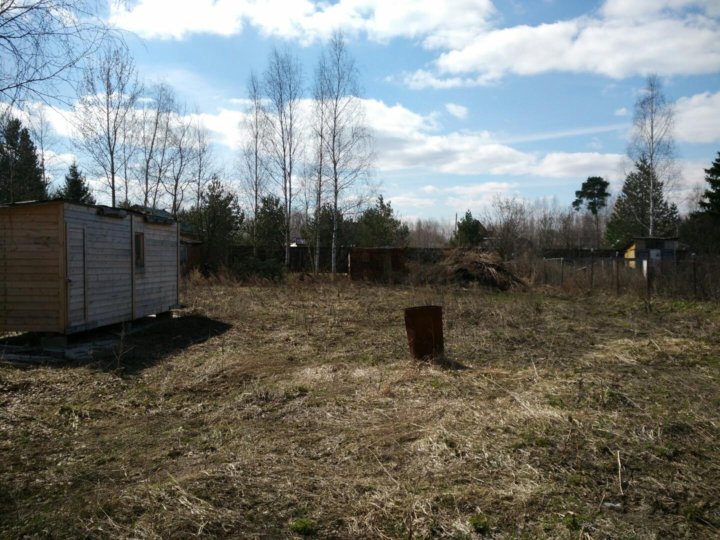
0 200 179 334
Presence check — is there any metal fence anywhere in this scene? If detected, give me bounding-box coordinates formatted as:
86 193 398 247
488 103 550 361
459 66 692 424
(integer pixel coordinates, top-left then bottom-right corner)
517 255 720 301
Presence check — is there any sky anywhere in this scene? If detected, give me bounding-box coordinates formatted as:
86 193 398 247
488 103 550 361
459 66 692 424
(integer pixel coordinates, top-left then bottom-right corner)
28 0 720 220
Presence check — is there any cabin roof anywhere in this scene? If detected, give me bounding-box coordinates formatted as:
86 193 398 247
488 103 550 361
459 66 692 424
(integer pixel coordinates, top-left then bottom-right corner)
0 199 176 223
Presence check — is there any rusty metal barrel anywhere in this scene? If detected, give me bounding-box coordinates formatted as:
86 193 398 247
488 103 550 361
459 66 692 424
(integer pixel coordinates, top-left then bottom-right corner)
404 305 444 360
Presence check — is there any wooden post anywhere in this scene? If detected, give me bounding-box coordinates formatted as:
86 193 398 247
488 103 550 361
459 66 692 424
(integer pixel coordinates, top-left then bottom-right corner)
590 249 595 291
560 257 564 288
644 259 652 301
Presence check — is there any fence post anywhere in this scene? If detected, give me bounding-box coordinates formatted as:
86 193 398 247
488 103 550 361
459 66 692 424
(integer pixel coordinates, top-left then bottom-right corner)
560 257 564 288
644 259 652 301
590 249 595 291
692 253 698 300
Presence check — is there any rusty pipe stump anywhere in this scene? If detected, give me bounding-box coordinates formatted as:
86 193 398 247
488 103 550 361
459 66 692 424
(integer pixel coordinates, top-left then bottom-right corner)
404 305 444 360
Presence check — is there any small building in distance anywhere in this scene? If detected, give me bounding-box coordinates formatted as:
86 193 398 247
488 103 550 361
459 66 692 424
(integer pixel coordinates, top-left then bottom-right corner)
623 237 681 269
0 200 179 334
348 247 407 283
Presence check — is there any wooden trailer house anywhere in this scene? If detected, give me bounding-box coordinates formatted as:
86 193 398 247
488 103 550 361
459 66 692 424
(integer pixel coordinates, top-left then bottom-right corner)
0 200 179 334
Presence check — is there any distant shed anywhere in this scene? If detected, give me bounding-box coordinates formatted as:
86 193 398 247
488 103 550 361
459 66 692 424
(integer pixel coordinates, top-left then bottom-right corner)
623 237 680 269
0 200 179 334
348 247 407 283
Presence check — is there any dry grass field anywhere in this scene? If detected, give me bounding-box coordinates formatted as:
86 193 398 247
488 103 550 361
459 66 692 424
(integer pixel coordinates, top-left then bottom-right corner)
1 277 720 538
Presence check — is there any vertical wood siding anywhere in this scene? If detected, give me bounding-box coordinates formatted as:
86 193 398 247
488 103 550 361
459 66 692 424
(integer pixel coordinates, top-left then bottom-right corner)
0 203 63 332
132 215 178 318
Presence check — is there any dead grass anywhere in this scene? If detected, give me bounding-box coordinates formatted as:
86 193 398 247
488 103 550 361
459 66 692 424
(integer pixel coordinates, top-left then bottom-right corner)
1 277 720 538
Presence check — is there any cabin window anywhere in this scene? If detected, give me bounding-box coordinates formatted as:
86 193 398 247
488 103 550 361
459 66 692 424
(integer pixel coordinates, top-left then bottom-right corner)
134 232 145 269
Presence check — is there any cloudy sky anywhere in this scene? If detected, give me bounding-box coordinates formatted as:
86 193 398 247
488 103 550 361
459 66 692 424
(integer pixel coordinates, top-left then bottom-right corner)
39 0 720 218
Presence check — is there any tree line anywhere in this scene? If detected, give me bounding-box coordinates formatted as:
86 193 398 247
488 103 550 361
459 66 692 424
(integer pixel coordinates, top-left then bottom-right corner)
1 1 375 275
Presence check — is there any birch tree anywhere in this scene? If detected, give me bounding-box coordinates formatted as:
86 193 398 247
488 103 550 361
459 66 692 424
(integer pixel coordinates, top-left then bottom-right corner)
137 83 175 209
628 75 677 237
308 51 328 272
263 48 303 266
26 104 55 188
319 32 373 274
164 109 194 216
74 45 141 207
192 120 213 208
240 72 269 256
0 0 107 110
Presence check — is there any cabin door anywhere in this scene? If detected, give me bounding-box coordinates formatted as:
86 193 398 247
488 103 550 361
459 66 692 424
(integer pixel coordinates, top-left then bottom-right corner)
66 225 86 327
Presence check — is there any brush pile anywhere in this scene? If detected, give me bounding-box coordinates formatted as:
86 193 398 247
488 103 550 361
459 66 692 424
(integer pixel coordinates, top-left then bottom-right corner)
410 249 526 290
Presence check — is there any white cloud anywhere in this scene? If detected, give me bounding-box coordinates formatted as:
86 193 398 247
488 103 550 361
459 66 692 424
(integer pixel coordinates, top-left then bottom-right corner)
109 0 496 45
110 0 720 87
497 123 628 145
110 0 247 40
188 108 249 150
401 69 494 90
675 90 720 143
614 107 628 117
406 182 517 211
386 195 436 208
445 103 468 119
428 15 720 84
406 1 720 88
360 98 627 181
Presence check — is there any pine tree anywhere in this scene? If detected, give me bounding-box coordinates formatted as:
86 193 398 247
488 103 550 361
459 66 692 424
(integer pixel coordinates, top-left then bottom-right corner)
254 195 286 252
451 210 487 247
606 158 680 246
183 177 244 269
355 196 409 247
58 162 96 205
0 117 47 203
699 151 720 218
572 176 610 247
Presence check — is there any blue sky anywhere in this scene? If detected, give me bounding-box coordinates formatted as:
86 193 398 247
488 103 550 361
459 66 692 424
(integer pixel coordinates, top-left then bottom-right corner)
38 1 720 219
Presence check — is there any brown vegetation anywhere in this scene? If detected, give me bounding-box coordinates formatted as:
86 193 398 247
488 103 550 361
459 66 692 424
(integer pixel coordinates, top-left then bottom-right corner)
410 250 526 291
1 279 719 538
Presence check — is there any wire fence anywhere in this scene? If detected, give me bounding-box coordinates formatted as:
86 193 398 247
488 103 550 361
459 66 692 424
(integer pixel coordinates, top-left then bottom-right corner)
510 255 720 301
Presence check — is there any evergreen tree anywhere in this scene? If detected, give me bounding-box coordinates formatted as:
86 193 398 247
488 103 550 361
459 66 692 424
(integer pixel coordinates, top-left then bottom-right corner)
606 158 680 246
0 117 47 203
680 151 720 255
301 203 343 263
184 177 243 269
58 162 96 204
572 176 610 247
699 151 720 218
355 196 409 247
450 210 487 247
254 195 286 252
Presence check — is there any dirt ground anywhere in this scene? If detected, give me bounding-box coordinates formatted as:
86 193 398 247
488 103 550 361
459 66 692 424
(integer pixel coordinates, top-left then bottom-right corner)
1 278 719 538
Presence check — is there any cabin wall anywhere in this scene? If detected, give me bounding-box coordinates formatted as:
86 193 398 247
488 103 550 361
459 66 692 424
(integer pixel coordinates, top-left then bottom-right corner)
132 215 178 318
64 204 133 332
0 203 64 333
1 202 178 335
